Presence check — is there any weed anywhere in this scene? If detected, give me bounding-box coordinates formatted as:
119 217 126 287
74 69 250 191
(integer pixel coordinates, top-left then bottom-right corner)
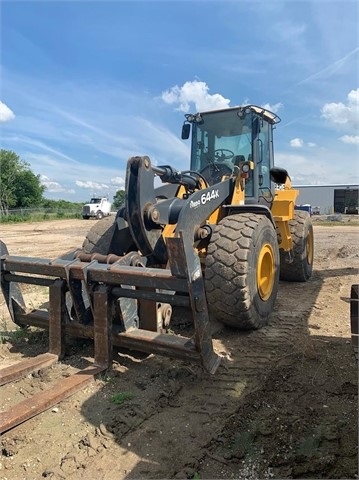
11 328 30 341
111 391 133 405
0 318 24 343
100 372 115 383
0 317 9 343
0 320 31 344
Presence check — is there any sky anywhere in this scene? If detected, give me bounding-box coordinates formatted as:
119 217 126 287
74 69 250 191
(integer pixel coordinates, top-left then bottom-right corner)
1 0 358 202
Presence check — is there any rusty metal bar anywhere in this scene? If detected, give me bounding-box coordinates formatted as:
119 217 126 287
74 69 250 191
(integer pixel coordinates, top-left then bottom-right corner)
3 273 55 287
0 365 105 434
75 252 125 264
2 257 65 277
166 234 221 374
117 329 200 362
2 257 189 291
93 285 113 368
0 353 58 386
12 309 203 364
350 284 358 359
86 263 188 290
48 279 66 358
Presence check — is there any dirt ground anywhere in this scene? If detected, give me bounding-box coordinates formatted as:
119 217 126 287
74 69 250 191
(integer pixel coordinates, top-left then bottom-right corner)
0 217 358 480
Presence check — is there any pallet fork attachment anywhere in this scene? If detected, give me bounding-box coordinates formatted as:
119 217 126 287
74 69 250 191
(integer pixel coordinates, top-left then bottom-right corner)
0 233 220 432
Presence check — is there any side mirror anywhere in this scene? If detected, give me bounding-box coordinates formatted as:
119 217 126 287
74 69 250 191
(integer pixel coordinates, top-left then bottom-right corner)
181 123 190 140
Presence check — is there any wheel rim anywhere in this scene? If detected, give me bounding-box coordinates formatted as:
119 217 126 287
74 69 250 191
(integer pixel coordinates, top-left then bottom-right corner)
257 243 276 301
306 228 314 265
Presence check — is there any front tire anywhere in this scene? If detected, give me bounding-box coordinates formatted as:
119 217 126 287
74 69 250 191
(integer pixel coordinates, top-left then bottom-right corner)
96 211 104 220
82 215 136 256
83 215 117 254
205 213 280 329
279 211 314 282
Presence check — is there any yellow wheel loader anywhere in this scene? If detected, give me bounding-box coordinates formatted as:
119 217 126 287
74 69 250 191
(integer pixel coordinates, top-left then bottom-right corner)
0 105 314 381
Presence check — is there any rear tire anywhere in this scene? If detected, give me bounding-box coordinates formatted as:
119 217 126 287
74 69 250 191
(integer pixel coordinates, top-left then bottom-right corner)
279 211 313 282
205 213 280 329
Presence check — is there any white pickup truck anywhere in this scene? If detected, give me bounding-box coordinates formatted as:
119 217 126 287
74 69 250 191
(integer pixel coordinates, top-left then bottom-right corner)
82 197 112 220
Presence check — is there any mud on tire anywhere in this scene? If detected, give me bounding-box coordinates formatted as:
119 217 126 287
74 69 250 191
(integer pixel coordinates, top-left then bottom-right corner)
279 210 314 282
205 212 280 330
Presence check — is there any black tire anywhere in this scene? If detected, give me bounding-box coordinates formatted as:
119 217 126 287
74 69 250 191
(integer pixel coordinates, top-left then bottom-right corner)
83 215 117 254
205 213 280 329
82 216 90 220
82 215 136 256
96 210 104 220
279 211 314 282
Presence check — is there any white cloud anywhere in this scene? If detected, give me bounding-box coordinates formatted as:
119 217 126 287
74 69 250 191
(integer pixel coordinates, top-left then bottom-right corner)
111 176 125 187
307 142 316 147
0 101 15 122
339 134 359 144
75 180 109 190
261 102 283 114
40 174 73 193
290 138 304 148
161 81 230 112
275 149 359 185
321 88 359 129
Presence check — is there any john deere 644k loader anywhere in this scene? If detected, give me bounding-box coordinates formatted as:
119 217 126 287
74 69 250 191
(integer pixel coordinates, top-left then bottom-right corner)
0 105 314 426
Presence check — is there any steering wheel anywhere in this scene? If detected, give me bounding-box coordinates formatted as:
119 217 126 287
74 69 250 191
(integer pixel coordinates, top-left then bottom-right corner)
214 149 235 162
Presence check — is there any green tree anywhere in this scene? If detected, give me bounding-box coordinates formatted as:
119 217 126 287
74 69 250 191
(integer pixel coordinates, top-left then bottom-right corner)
41 199 83 210
113 189 125 210
0 149 46 214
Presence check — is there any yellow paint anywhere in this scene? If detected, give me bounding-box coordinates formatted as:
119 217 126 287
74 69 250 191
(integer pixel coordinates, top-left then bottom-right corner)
256 243 276 300
271 187 299 251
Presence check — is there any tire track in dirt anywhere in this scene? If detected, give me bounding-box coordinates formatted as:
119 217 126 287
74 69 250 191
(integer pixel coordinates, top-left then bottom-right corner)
70 288 315 479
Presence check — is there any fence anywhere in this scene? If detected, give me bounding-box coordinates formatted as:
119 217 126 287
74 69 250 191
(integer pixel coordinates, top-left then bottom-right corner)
0 208 82 223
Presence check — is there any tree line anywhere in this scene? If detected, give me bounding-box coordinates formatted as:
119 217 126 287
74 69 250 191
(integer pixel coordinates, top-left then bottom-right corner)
0 149 125 216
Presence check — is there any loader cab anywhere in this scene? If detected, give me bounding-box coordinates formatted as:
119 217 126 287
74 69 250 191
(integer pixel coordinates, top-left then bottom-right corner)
183 105 280 205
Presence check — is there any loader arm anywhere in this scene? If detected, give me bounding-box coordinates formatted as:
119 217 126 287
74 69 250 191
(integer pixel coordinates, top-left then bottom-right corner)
122 156 234 264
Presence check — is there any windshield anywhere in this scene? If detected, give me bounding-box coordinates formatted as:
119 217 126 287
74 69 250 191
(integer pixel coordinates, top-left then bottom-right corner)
190 109 255 193
90 198 101 204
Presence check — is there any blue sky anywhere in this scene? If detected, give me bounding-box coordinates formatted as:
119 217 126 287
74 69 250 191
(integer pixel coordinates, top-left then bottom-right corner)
1 0 358 202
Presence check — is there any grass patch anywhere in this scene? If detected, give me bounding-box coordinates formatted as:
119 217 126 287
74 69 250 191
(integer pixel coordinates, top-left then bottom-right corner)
0 322 29 343
0 319 47 345
111 391 134 406
0 212 82 223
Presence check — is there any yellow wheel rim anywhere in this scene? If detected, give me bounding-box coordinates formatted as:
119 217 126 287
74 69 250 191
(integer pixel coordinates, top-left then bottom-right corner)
306 228 314 265
257 243 276 301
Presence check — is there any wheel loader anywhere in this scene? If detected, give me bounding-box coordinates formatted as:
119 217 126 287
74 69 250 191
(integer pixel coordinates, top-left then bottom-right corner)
0 105 314 416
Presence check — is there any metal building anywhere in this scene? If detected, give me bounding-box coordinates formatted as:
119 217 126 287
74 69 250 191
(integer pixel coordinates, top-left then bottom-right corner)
293 184 359 215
